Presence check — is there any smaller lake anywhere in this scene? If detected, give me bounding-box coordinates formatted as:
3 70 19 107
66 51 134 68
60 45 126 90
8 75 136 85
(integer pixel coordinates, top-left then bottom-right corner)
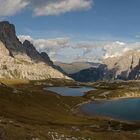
80 98 140 122
45 86 94 97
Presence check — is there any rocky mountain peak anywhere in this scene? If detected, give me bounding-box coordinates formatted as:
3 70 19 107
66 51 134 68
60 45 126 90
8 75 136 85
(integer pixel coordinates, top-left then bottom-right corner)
0 21 70 80
23 40 36 50
0 21 17 48
23 40 53 65
0 21 26 57
0 21 16 38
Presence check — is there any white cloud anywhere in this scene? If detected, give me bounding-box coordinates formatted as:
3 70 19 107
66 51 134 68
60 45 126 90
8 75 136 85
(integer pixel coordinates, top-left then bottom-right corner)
18 35 33 43
33 0 93 16
18 35 70 59
34 38 70 54
18 35 140 62
71 41 140 62
103 41 129 59
71 42 105 62
103 41 140 59
115 41 126 46
0 0 28 17
0 0 93 17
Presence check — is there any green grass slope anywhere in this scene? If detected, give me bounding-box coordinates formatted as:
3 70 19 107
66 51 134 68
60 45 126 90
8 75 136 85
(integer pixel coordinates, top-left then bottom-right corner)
0 79 140 140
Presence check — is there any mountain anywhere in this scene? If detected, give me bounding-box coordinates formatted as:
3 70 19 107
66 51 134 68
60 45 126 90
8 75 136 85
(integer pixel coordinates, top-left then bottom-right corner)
70 50 140 82
55 61 100 74
103 50 140 80
70 64 106 82
0 21 70 80
2 21 140 82
40 52 54 66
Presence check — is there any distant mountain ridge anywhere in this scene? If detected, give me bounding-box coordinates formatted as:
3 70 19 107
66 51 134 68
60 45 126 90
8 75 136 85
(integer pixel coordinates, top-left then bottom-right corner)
0 21 70 80
57 51 140 82
55 61 100 74
70 65 105 82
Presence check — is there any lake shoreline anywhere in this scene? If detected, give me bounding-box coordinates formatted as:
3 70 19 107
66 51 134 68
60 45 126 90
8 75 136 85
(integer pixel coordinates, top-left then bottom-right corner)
43 85 140 124
72 89 140 125
0 79 140 139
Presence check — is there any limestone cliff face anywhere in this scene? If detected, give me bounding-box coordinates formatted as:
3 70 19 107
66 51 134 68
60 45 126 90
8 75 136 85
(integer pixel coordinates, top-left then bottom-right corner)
0 21 27 57
0 21 70 80
0 57 68 80
103 50 140 80
128 60 140 80
0 41 10 56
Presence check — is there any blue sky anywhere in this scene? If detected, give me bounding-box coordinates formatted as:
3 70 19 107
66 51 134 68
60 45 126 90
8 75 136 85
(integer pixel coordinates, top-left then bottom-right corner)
6 0 140 41
1 0 140 62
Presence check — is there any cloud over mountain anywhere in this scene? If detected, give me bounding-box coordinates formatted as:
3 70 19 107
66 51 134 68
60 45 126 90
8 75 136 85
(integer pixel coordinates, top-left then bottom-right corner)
0 0 93 17
18 35 70 60
19 35 140 63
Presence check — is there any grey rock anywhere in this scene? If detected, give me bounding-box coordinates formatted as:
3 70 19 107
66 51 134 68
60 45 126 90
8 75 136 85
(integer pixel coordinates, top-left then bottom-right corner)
0 21 70 80
40 52 53 66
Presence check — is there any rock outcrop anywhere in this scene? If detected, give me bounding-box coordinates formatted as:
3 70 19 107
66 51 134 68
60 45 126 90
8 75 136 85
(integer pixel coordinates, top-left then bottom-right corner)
0 21 70 80
40 52 53 66
103 50 140 80
128 59 140 80
23 40 43 62
0 21 27 58
0 41 10 56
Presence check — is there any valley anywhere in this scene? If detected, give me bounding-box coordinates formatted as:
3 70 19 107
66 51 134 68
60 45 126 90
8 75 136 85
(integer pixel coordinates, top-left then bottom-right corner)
0 79 140 140
0 0 139 139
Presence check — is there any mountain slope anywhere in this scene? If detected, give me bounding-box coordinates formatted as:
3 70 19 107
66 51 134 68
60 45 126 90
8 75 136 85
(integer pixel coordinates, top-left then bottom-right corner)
69 50 140 82
70 65 105 82
103 50 140 80
0 21 70 80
